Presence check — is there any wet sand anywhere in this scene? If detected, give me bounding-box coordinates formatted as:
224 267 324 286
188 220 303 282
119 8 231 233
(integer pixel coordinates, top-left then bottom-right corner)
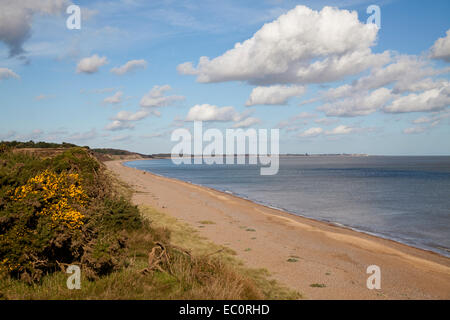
106 160 450 300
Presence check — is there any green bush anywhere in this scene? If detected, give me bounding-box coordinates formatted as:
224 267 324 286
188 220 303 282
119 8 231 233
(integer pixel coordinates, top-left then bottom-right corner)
0 148 147 282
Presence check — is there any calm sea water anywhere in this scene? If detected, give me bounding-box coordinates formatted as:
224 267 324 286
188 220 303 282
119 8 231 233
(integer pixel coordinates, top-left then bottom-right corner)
125 156 450 257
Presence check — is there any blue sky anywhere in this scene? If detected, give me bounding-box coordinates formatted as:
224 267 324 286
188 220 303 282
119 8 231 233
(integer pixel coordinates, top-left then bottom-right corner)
0 0 449 155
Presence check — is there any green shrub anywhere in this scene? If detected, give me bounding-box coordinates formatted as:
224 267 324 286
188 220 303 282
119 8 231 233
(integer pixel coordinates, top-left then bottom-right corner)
0 148 146 283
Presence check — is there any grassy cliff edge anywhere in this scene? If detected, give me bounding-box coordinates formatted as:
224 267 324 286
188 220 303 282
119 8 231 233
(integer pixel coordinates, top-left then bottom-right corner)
0 144 299 299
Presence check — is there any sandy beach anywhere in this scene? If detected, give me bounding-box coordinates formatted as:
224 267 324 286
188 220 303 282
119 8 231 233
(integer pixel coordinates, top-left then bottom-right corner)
105 160 450 300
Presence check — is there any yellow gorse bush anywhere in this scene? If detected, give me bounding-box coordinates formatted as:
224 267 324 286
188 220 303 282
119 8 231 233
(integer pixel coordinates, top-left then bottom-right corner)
11 169 87 229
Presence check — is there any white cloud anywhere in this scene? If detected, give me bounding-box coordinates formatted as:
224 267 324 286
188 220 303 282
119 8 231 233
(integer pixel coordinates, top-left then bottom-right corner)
111 59 148 75
430 29 450 62
299 127 323 138
176 62 197 75
322 55 444 102
318 87 392 117
105 108 160 131
0 0 68 57
245 85 305 106
185 104 247 122
232 117 261 128
299 124 372 138
325 125 354 135
140 85 185 108
178 5 386 85
355 55 436 94
113 110 150 121
384 84 450 113
412 116 431 124
294 112 317 119
0 68 20 80
315 118 339 125
103 91 123 104
412 110 450 125
105 120 135 131
76 54 108 74
403 127 426 135
394 78 450 93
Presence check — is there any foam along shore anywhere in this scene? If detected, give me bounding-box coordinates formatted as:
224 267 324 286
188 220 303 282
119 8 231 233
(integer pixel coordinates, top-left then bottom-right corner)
105 160 450 300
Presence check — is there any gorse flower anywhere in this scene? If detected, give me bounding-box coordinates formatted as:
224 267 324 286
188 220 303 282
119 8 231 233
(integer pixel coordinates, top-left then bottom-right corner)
11 169 87 229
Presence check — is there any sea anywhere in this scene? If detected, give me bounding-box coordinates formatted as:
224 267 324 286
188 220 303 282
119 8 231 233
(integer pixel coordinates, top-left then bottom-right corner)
125 156 450 257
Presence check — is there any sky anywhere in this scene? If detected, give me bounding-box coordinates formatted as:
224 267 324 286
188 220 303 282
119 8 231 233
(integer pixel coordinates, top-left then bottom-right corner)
0 0 449 155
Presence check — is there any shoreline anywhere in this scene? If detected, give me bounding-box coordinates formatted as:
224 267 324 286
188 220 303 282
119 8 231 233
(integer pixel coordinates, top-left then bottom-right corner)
123 160 449 259
106 160 450 299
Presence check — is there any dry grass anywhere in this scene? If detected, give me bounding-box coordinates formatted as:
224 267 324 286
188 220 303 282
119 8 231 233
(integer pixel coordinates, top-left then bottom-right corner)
0 157 300 300
1 205 300 300
140 206 301 300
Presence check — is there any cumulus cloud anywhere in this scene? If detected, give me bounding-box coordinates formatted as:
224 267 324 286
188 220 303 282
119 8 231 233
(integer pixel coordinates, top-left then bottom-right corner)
232 117 261 128
0 67 20 80
322 55 445 102
111 59 148 75
430 29 450 62
394 78 450 93
412 110 450 126
384 84 450 113
314 118 339 125
176 62 197 75
105 109 160 131
185 104 249 122
294 112 317 119
413 116 431 124
318 87 392 117
113 110 150 122
103 91 123 104
356 56 437 94
403 127 426 135
105 120 135 131
315 54 449 118
178 5 386 85
299 124 371 138
325 125 354 135
140 85 185 108
299 127 323 138
76 54 108 74
245 85 305 106
0 0 68 57
104 85 181 132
